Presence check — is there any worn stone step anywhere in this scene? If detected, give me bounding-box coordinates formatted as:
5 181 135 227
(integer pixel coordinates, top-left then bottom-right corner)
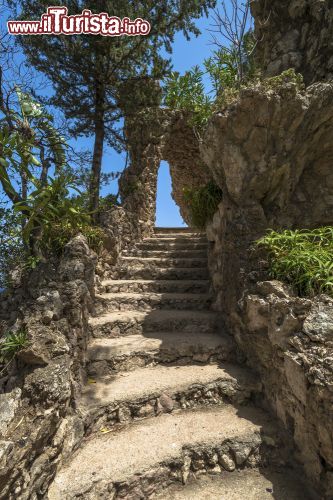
80 363 261 432
150 232 206 238
144 236 207 244
87 331 235 374
119 256 208 269
123 249 207 258
154 227 199 234
102 279 210 294
48 406 281 499
95 292 212 314
114 266 209 280
89 310 219 338
137 241 208 251
154 468 310 500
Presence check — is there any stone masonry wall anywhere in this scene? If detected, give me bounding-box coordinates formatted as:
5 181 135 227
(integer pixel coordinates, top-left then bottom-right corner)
0 235 96 498
96 205 145 283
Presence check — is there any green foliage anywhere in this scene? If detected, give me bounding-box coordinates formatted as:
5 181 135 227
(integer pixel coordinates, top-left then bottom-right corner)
183 181 222 229
15 87 67 170
46 221 105 255
22 255 40 271
163 10 306 135
164 30 257 131
14 174 87 247
0 330 28 361
0 207 25 289
164 66 213 129
13 174 105 256
99 193 120 212
0 86 105 262
257 228 333 298
261 69 304 92
0 87 67 205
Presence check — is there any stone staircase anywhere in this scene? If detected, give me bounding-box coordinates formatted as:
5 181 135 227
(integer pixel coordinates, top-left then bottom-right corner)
48 228 310 499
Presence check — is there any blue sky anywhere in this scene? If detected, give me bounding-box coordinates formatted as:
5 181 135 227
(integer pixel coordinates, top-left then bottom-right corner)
2 4 228 227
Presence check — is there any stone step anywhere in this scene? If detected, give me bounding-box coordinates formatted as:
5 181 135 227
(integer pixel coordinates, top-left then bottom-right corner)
114 266 209 280
87 331 235 375
119 256 208 269
154 227 199 234
80 363 261 432
89 310 219 338
94 292 212 314
102 279 210 294
123 249 207 258
153 231 207 240
137 241 208 251
48 405 281 499
154 468 310 500
144 236 207 244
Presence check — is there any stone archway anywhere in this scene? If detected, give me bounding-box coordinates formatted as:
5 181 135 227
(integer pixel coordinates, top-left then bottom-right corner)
155 161 186 228
118 108 211 236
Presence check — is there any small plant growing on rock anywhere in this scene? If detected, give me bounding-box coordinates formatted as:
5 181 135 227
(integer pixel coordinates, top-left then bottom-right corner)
0 330 28 362
262 68 304 92
183 181 222 229
257 227 333 297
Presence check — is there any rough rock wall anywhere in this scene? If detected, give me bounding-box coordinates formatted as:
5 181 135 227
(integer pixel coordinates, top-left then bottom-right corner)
163 113 210 223
119 109 210 228
238 281 333 498
204 80 333 320
204 79 333 497
0 235 96 498
252 0 333 84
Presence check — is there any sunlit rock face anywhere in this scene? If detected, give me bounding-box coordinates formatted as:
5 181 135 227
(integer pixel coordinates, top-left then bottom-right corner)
202 80 333 323
252 0 333 84
202 81 333 229
203 80 333 498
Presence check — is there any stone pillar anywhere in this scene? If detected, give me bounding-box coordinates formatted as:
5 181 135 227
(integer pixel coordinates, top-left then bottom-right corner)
119 108 163 237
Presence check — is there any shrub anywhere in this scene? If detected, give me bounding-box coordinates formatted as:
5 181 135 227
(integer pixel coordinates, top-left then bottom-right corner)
164 65 304 134
43 222 105 255
164 29 258 132
99 193 119 211
257 227 333 297
164 66 213 130
183 181 222 229
13 174 105 257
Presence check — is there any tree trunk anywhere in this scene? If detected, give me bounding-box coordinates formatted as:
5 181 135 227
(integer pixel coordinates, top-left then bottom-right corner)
89 78 105 220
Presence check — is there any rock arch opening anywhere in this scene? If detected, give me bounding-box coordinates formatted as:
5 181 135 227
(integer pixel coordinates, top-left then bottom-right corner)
155 161 187 228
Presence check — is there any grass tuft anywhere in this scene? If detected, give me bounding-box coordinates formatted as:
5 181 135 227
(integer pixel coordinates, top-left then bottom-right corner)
0 330 28 361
